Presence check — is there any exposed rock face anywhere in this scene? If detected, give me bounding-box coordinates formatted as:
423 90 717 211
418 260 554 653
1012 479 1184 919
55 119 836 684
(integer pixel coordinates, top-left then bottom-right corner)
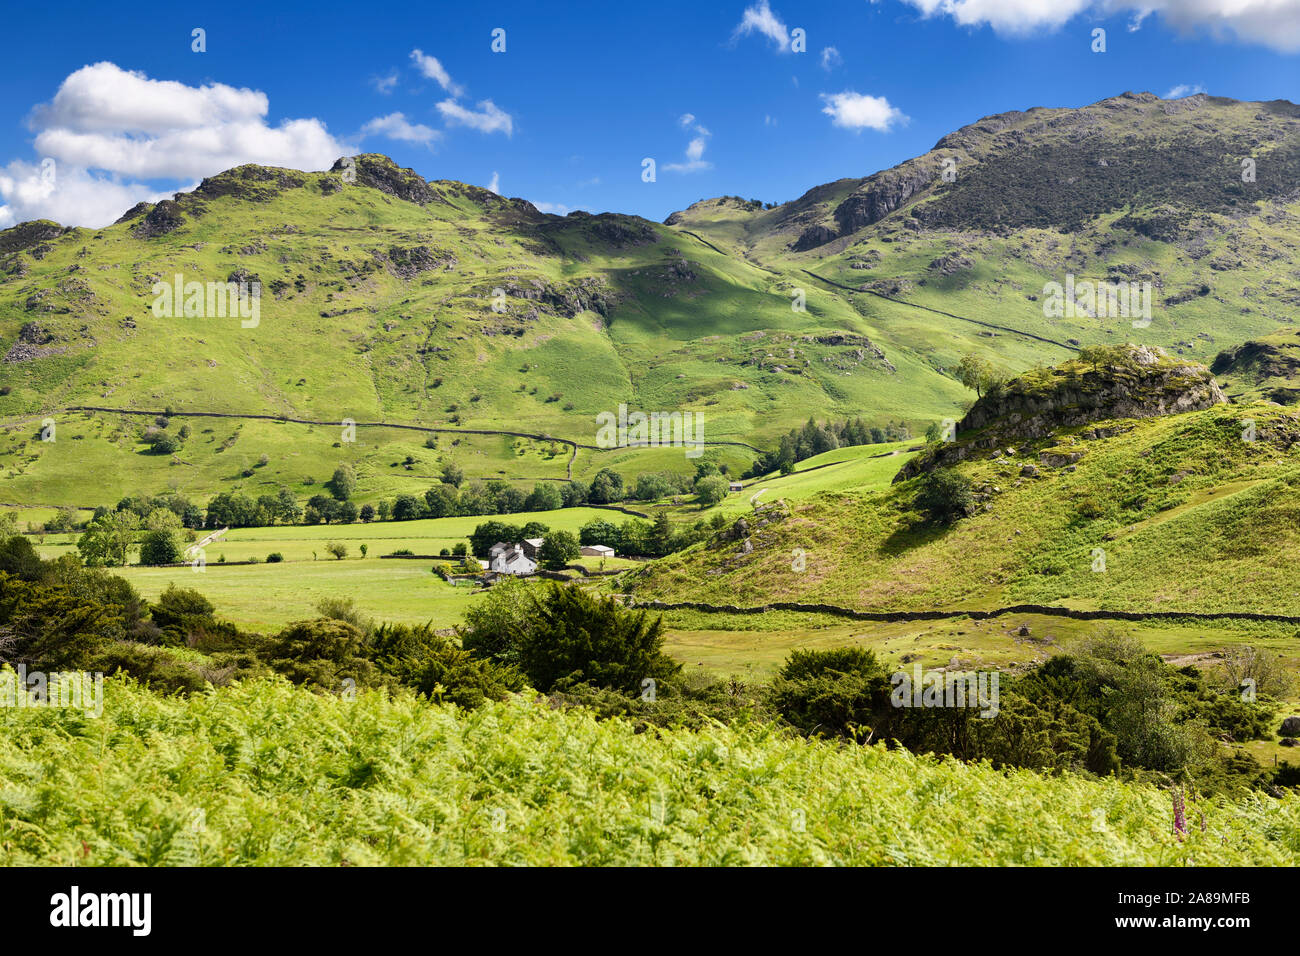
114 202 153 224
489 276 616 318
791 223 837 251
895 344 1226 481
373 245 457 278
330 154 440 206
834 167 932 235
4 320 66 363
132 200 186 239
1211 330 1300 405
583 214 658 248
195 165 308 202
0 220 69 255
929 252 974 275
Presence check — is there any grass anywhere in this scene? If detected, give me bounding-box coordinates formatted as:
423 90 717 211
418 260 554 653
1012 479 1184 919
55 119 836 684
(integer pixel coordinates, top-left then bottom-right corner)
31 505 645 631
632 402 1300 617
3 675 1298 865
114 560 476 632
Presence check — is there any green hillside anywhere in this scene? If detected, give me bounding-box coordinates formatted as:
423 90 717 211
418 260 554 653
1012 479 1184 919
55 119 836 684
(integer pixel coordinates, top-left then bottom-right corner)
628 356 1300 617
4 92 1298 510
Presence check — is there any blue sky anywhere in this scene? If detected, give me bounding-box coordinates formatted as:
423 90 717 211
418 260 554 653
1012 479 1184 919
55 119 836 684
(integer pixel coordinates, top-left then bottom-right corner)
1 0 1297 228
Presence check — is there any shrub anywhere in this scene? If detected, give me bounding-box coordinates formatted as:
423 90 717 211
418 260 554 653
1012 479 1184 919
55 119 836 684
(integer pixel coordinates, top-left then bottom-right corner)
0 535 44 580
370 622 524 708
325 541 348 560
459 577 532 664
315 596 373 635
266 552 284 563
512 584 679 694
771 648 888 740
915 468 973 524
265 618 378 690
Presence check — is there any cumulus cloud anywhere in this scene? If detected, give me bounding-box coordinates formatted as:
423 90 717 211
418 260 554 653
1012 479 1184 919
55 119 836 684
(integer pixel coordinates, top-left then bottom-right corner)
820 46 842 70
819 91 907 131
436 98 513 136
360 112 441 147
665 114 713 173
409 49 464 96
1164 83 1207 98
895 0 1300 51
0 62 348 228
0 160 166 230
371 71 399 95
733 0 791 50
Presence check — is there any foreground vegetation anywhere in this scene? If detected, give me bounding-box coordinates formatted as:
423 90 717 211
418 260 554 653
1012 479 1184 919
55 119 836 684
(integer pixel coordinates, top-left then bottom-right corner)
3 676 1299 866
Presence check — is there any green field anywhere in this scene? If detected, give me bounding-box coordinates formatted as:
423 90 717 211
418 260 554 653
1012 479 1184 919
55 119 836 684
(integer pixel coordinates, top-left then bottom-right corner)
32 505 643 631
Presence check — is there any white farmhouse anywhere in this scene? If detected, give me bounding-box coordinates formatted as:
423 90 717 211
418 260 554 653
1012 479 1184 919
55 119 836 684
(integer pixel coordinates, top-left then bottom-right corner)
488 541 537 576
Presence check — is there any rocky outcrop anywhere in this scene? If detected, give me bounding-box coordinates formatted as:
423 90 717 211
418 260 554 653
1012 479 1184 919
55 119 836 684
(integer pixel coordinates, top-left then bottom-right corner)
373 245 457 278
1211 330 1300 405
834 167 933 235
791 223 837 251
330 154 441 206
4 320 67 363
132 200 186 239
0 220 69 255
895 344 1226 481
488 276 617 318
114 202 153 225
583 214 658 248
195 165 309 202
788 165 936 252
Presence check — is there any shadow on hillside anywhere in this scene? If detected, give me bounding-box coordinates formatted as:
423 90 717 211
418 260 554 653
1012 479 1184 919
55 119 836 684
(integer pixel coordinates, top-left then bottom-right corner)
877 518 955 556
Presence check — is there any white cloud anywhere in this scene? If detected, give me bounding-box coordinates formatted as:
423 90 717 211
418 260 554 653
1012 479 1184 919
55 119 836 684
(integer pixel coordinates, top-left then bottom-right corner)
819 91 907 132
764 114 777 126
436 98 513 136
0 160 166 230
372 71 399 95
532 200 583 215
1164 83 1207 99
0 62 348 227
665 115 713 173
360 112 441 147
897 0 1091 34
733 0 791 50
30 62 268 135
820 46 842 70
409 49 463 96
895 0 1300 51
487 171 500 193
